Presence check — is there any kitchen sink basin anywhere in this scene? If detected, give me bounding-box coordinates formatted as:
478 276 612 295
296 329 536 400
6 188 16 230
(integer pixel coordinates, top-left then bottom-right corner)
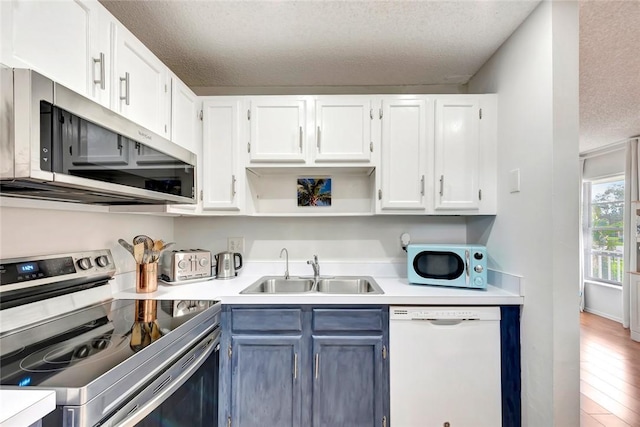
240 277 315 294
240 276 383 295
316 278 382 294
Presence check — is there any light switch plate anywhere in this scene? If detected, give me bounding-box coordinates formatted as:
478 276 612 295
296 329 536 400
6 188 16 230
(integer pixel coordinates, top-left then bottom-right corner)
509 169 520 193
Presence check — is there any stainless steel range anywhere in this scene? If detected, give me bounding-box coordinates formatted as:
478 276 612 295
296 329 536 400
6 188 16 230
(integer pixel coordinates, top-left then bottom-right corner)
0 249 221 427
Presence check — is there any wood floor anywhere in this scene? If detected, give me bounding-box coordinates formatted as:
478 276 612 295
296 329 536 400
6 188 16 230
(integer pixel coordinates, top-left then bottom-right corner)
581 312 640 426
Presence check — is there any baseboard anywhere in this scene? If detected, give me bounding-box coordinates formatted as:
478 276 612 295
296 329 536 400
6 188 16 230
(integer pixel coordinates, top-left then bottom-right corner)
584 307 623 324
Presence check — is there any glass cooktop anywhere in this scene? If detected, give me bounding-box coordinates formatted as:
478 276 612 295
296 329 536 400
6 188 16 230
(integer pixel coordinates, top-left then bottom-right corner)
0 299 219 389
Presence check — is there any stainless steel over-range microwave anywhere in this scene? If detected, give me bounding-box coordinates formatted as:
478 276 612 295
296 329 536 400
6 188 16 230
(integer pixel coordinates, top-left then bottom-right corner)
0 67 197 205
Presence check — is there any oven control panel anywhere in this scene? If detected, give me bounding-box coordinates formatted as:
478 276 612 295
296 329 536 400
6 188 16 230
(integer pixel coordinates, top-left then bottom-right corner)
0 250 116 289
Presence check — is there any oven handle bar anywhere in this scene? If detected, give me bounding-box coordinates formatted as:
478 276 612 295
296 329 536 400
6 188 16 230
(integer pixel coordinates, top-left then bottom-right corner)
110 328 220 427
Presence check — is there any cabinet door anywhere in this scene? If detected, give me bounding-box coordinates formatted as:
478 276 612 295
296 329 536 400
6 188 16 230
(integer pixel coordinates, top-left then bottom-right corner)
311 336 385 427
314 97 372 163
113 25 169 137
230 335 303 427
379 97 430 211
202 99 243 210
434 97 481 210
249 98 306 163
0 0 106 101
171 76 201 154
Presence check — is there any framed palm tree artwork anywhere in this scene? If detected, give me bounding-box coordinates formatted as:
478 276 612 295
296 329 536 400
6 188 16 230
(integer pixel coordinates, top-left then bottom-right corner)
297 178 332 207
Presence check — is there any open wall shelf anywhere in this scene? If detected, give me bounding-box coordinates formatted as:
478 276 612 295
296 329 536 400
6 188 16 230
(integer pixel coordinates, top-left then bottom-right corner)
245 168 375 216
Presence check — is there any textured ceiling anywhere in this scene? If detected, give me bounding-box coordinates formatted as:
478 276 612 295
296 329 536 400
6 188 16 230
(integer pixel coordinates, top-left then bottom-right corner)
100 0 539 87
99 0 640 153
579 0 640 153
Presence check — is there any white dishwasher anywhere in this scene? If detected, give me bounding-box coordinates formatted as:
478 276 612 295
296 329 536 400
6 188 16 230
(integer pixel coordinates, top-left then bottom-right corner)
390 306 502 427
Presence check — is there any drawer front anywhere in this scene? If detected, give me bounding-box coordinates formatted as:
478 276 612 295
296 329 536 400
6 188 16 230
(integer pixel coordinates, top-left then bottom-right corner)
312 308 384 332
231 308 303 333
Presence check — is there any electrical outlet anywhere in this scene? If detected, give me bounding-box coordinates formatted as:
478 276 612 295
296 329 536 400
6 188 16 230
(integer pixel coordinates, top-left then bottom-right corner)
228 237 244 253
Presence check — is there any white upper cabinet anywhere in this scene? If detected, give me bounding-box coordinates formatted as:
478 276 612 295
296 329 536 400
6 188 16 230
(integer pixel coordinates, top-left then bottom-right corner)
1 0 178 141
313 97 373 163
170 75 201 154
202 98 244 211
0 0 108 104
434 97 481 211
248 97 307 163
246 96 379 166
378 97 431 212
113 25 170 137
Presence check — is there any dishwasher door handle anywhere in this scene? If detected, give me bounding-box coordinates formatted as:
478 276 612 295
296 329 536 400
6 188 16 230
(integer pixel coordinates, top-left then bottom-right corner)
425 319 464 326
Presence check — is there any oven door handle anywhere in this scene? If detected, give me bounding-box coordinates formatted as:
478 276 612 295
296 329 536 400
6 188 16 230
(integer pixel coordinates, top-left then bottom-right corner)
111 328 220 427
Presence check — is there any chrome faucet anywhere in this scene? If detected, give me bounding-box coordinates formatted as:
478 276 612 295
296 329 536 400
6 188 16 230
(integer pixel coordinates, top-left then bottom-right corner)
280 248 290 279
307 255 320 281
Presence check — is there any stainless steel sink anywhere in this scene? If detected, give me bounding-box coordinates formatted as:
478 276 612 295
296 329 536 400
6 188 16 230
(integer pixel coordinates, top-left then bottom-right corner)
240 277 315 294
240 276 384 295
316 277 382 294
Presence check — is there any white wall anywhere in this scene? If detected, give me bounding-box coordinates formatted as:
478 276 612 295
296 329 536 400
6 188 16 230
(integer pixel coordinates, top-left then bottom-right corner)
0 204 174 274
467 1 580 426
174 216 467 262
584 282 623 322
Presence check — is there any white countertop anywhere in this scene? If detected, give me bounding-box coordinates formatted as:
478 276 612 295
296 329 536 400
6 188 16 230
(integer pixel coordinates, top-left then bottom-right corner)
113 262 524 305
0 263 522 424
0 390 55 427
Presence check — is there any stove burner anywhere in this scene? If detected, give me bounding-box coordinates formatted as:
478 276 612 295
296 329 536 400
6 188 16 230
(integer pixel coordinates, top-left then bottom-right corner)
19 333 127 373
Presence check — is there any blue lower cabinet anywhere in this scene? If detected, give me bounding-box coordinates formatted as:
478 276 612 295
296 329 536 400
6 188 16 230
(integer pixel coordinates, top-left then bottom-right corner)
219 305 389 427
230 335 303 427
311 336 385 427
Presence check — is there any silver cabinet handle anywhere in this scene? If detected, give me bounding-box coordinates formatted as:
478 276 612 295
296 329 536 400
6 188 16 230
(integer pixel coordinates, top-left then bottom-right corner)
294 353 298 379
120 72 130 105
317 126 321 151
299 126 303 152
93 52 105 90
421 175 425 196
315 353 319 379
439 175 444 197
231 174 237 198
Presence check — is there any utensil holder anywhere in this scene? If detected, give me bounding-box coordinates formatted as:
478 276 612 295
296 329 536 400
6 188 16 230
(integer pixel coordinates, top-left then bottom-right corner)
136 262 158 293
134 299 157 322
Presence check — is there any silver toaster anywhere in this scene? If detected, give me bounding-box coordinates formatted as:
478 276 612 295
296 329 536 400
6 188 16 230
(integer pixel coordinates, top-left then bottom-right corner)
159 249 212 282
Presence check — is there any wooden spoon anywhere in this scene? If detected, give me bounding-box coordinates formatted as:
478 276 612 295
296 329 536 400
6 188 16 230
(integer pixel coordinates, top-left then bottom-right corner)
150 321 162 341
141 323 152 347
133 243 145 264
130 322 142 351
151 240 165 262
153 240 164 251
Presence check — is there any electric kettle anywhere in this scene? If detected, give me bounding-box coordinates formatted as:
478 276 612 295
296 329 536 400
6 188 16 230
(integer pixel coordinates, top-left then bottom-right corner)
214 251 243 279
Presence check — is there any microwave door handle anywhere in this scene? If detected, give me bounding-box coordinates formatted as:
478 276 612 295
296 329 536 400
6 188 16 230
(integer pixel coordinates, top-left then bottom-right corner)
465 249 470 286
